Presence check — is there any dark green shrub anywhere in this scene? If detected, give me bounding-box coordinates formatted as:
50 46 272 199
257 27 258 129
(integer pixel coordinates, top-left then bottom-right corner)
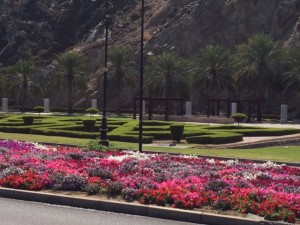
186 132 243 144
86 107 98 117
22 116 34 125
170 125 184 142
231 113 248 127
82 119 96 132
33 106 44 117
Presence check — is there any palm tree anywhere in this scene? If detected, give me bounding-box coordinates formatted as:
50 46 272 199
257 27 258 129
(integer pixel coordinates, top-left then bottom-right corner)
192 45 235 99
5 59 42 112
0 66 5 96
52 51 86 115
107 47 137 114
282 46 300 99
233 33 281 99
145 52 190 98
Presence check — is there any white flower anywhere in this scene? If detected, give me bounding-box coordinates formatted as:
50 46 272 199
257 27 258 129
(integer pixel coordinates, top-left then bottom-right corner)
220 159 239 166
206 159 215 164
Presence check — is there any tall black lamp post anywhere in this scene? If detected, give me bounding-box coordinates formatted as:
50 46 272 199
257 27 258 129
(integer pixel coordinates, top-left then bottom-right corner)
138 0 145 152
91 0 109 146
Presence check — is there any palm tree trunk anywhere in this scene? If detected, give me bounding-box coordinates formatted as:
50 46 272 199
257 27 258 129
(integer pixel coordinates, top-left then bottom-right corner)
67 77 73 115
21 78 28 113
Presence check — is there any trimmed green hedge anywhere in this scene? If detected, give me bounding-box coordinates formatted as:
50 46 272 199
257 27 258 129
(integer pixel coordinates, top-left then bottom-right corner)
1 114 300 145
128 130 170 140
186 132 243 144
133 125 171 131
109 134 153 144
82 119 96 132
109 120 153 143
170 125 184 142
23 116 35 125
31 128 99 139
0 126 31 134
228 128 300 136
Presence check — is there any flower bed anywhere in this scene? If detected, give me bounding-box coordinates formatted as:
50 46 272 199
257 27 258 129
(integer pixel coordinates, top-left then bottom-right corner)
0 140 299 223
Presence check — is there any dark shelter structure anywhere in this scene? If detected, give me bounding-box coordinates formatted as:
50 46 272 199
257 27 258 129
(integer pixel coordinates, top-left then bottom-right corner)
133 97 184 120
207 98 262 122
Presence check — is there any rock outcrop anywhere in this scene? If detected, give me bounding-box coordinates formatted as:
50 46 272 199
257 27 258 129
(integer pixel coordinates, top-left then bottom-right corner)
1 0 300 67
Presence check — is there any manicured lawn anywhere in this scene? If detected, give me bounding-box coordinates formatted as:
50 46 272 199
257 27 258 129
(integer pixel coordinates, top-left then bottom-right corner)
0 132 299 163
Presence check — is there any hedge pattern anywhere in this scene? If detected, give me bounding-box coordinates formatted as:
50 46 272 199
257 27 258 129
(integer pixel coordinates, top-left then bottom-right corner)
0 115 299 145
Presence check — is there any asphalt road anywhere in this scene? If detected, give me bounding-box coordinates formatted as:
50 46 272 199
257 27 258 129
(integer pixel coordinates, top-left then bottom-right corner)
0 198 199 225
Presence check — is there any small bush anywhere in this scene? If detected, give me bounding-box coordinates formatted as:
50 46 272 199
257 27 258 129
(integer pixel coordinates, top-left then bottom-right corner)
231 113 248 127
85 183 100 195
61 174 87 191
80 139 116 151
107 181 123 197
121 187 136 202
170 125 184 142
82 119 96 132
33 106 44 117
87 167 113 179
86 107 98 117
212 199 231 211
22 116 35 125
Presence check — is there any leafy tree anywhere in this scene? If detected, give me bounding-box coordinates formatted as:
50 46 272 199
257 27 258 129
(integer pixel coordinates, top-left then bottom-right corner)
234 33 281 99
192 45 235 98
5 59 42 112
145 52 190 98
51 51 86 115
107 47 137 114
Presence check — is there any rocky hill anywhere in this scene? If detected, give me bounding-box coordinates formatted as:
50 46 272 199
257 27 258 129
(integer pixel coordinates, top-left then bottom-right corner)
1 0 300 111
1 0 300 67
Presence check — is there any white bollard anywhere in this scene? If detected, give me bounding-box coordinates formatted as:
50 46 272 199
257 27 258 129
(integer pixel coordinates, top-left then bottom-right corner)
92 99 97 109
2 98 8 112
231 103 237 115
185 101 192 116
280 104 288 124
44 99 50 113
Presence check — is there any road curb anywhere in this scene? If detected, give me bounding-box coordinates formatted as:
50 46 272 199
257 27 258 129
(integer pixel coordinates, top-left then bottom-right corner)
0 187 290 225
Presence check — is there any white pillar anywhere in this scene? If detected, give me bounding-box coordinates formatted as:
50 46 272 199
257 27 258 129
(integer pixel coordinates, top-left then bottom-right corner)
231 103 237 115
44 98 50 113
280 104 288 124
142 100 146 115
92 99 97 109
185 101 192 116
2 98 8 112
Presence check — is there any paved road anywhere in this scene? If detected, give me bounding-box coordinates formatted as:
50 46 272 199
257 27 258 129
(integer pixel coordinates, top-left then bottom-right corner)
0 198 199 225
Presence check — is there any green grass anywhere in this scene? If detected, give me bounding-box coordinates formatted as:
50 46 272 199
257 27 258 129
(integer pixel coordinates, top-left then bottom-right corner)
0 132 299 163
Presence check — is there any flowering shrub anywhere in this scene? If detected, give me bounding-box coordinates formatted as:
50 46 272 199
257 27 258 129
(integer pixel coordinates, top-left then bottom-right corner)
0 140 299 223
121 187 136 202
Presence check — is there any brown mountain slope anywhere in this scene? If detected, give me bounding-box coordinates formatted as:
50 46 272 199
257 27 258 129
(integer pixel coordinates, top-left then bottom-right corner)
1 0 300 67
